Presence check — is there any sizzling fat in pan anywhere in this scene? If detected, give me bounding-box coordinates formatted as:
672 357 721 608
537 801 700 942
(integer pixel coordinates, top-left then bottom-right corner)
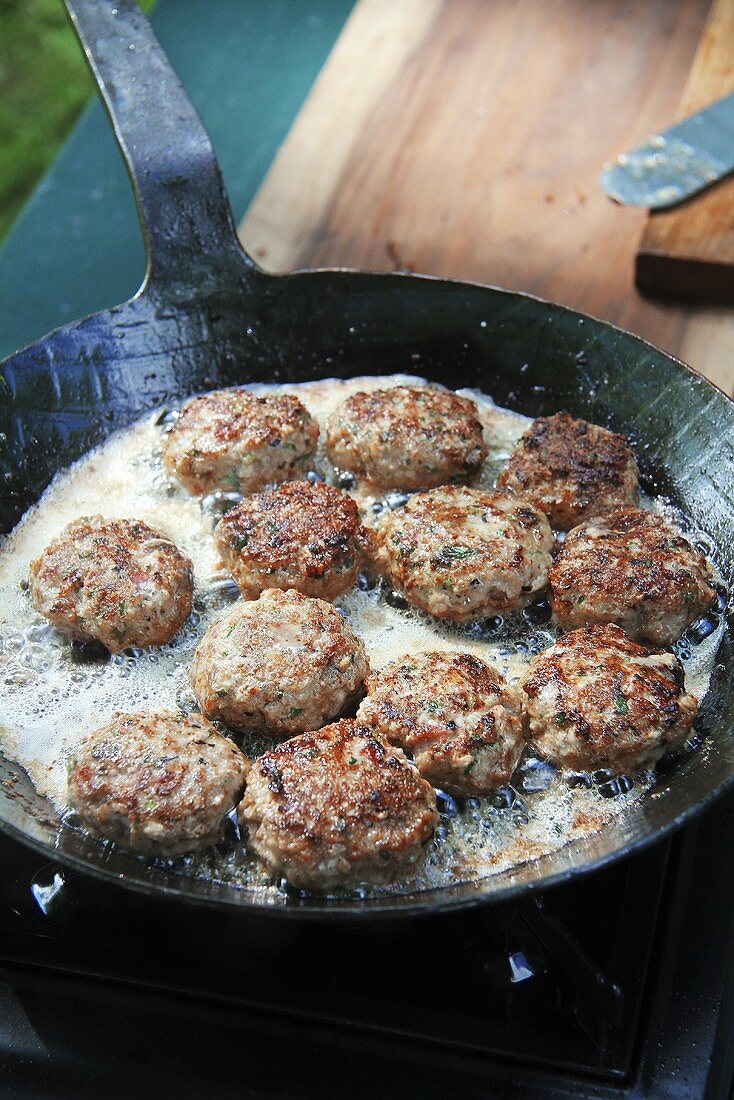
0 375 725 902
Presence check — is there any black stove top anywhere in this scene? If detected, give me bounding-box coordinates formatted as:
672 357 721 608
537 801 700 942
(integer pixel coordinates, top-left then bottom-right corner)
1 792 733 1099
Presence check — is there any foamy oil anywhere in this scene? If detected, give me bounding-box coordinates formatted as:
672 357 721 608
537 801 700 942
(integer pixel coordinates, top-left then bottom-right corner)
0 375 725 898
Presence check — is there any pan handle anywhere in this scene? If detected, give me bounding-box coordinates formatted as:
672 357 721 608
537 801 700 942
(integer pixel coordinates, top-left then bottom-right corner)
64 0 257 296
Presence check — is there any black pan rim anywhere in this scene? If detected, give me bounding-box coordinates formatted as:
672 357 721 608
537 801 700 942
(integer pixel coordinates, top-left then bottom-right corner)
4 264 733 414
2 760 732 920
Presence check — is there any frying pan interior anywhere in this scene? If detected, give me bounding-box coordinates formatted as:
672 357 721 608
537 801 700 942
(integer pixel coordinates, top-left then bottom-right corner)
0 0 732 917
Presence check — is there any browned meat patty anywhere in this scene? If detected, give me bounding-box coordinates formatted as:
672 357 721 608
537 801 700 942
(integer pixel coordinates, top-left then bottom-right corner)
521 624 697 773
67 711 249 856
549 508 715 646
162 387 319 495
215 480 365 600
379 486 553 621
497 412 639 530
239 719 438 890
357 650 525 796
324 385 487 491
189 588 369 736
29 515 193 653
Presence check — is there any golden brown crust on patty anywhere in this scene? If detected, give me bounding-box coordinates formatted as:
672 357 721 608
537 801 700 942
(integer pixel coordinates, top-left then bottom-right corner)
549 508 715 645
29 515 193 653
215 480 364 600
239 719 438 889
521 624 697 773
497 412 639 530
162 387 319 495
379 486 553 621
325 385 487 491
357 650 525 796
67 711 248 855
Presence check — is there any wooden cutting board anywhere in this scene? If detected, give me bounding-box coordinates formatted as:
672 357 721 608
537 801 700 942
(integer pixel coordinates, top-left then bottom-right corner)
239 0 734 396
636 0 734 303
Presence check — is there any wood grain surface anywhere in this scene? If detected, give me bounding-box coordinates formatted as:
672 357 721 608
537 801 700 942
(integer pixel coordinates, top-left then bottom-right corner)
636 0 734 303
239 0 734 396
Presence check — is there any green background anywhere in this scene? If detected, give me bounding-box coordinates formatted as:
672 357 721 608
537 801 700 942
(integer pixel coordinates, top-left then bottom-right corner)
0 0 354 359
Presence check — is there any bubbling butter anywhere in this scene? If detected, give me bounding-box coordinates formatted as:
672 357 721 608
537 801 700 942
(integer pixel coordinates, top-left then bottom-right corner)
0 375 722 897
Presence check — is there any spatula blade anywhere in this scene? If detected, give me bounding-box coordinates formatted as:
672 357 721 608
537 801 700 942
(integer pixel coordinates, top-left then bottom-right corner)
600 92 734 209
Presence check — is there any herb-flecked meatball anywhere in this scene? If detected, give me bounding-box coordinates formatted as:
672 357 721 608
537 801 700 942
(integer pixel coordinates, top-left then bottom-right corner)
189 588 369 736
29 515 193 653
214 480 364 600
379 486 553 621
497 412 639 530
162 387 319 496
550 509 715 646
357 651 525 796
67 712 249 856
324 385 487 491
239 719 438 890
521 625 697 773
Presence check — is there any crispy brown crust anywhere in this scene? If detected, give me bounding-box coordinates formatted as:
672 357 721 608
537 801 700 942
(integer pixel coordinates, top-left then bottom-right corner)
549 508 715 646
497 412 639 530
324 386 487 491
162 387 319 495
521 624 697 773
67 711 249 855
29 515 193 653
357 650 525 796
239 719 438 889
380 486 553 621
215 480 364 600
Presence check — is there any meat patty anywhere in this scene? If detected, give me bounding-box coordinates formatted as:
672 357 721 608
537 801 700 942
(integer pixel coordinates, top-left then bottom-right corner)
215 480 364 600
521 624 697 773
162 387 319 495
497 412 639 530
550 508 715 646
324 385 487 491
29 515 193 653
379 486 553 621
239 719 438 890
67 711 248 856
189 588 369 736
357 650 525 796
